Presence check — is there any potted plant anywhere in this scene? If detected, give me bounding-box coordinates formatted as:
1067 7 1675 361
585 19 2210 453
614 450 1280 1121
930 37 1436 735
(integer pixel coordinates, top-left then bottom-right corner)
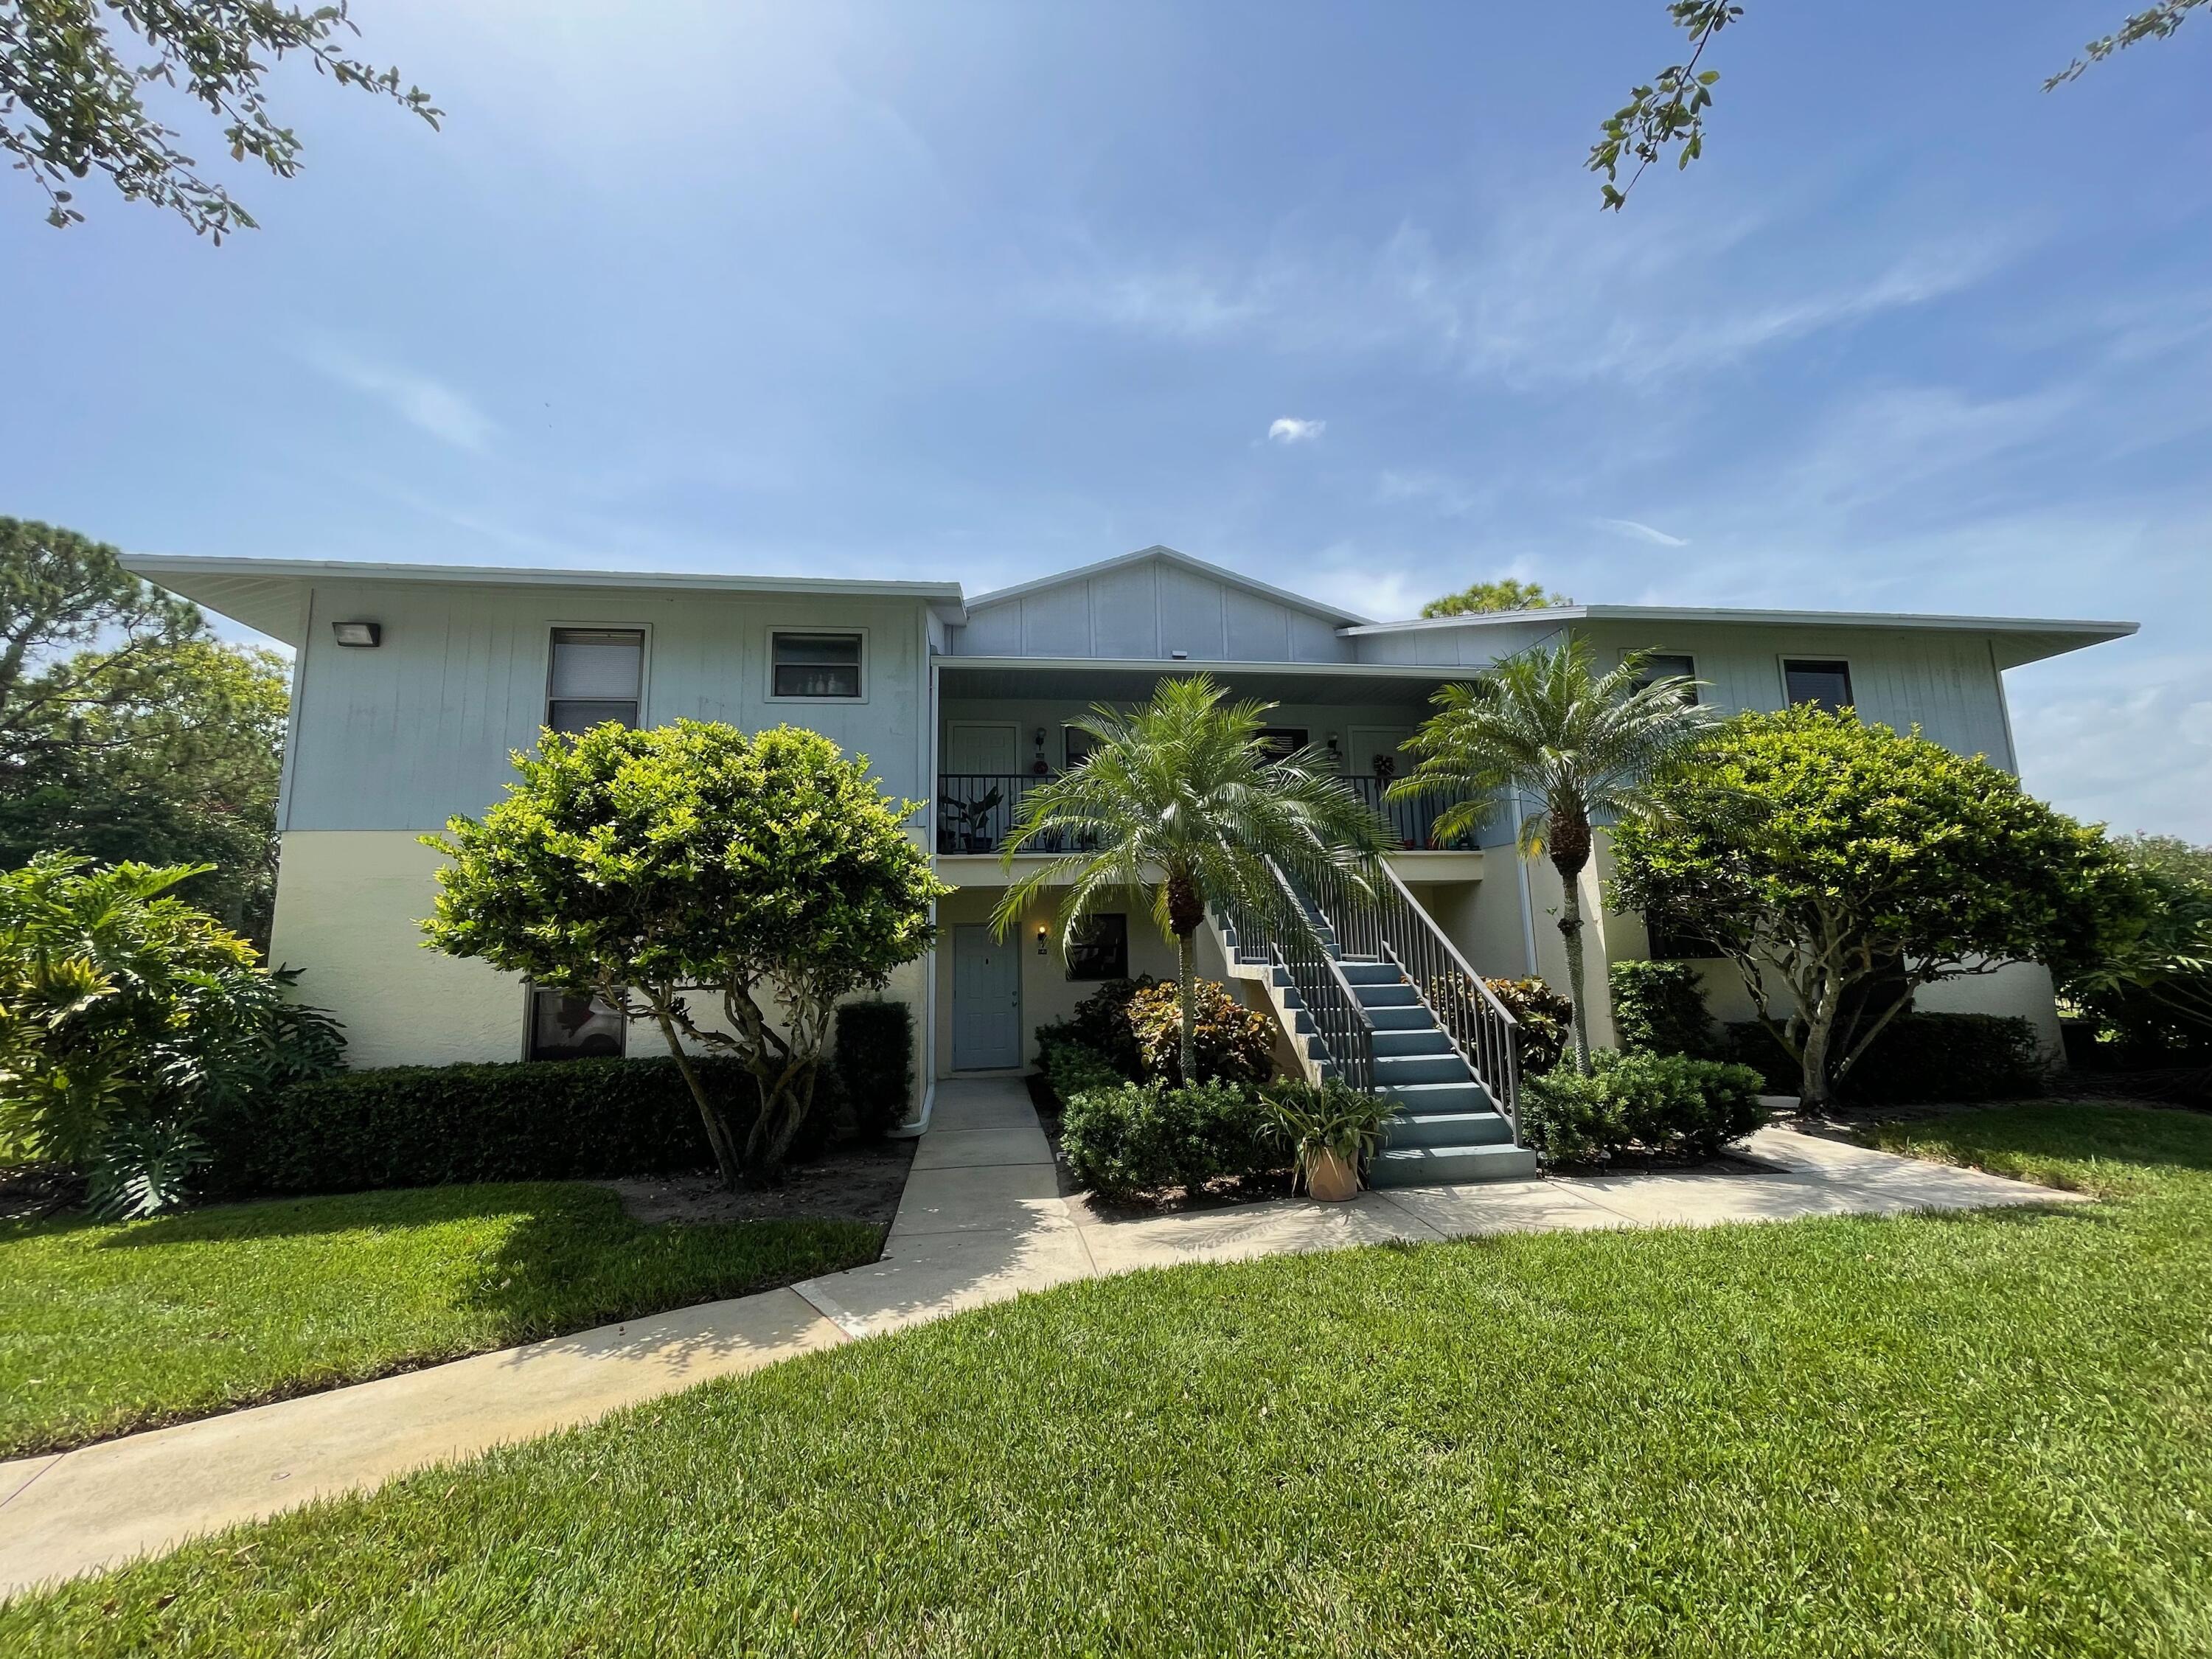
953 786 1004 853
1265 1079 1395 1202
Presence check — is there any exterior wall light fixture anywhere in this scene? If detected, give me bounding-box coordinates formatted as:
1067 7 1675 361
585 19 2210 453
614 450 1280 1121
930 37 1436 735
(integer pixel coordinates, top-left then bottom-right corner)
1036 925 1049 956
331 621 382 647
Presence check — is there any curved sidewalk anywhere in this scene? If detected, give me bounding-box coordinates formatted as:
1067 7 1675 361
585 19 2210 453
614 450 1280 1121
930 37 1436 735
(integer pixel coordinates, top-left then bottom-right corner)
0 1079 2078 1596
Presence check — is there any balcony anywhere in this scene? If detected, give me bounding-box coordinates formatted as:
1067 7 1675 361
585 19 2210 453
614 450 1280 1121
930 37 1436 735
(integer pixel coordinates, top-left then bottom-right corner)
933 772 1477 856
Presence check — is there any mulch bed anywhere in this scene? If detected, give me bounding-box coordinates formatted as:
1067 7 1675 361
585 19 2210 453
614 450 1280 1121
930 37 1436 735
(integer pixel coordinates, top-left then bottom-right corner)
602 1135 916 1228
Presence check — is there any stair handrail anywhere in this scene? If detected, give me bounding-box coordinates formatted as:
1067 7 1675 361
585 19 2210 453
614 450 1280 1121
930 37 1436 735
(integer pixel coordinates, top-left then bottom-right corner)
1303 857 1522 1138
1220 862 1377 1095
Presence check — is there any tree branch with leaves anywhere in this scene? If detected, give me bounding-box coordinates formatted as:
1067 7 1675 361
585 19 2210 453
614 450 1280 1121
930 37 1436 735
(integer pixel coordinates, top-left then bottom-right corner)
1 0 439 238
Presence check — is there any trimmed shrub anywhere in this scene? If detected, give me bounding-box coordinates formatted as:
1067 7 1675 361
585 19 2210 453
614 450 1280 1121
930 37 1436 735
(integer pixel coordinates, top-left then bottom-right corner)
1721 1012 2046 1104
834 1001 914 1138
1609 960 1714 1057
1483 976 1573 1075
198 1057 749 1196
1037 1037 1127 1109
1125 979 1276 1085
1034 978 1153 1079
1060 1079 1284 1202
1520 1051 1768 1166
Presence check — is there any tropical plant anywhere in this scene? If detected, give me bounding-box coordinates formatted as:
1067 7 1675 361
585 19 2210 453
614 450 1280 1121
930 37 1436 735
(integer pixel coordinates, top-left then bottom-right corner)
994 675 1390 1085
1262 1078 1396 1186
0 854 343 1211
1482 975 1573 1074
422 720 947 1184
1612 706 2149 1113
1124 978 1274 1085
1391 639 1717 1074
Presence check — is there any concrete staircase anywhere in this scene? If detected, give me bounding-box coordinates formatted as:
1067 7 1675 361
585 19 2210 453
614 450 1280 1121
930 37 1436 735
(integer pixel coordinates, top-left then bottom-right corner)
1217 909 1537 1186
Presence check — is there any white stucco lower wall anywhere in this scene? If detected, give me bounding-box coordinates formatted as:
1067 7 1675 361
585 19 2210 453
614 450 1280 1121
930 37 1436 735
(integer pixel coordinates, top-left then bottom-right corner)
269 832 527 1068
270 831 933 1120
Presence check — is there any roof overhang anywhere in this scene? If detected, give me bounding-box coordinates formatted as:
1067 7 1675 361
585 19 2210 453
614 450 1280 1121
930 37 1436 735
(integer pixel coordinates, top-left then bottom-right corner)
123 554 970 645
1339 604 2139 670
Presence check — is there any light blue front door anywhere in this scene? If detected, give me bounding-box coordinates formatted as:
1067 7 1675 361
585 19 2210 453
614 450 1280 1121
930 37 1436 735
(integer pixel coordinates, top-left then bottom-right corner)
953 924 1022 1070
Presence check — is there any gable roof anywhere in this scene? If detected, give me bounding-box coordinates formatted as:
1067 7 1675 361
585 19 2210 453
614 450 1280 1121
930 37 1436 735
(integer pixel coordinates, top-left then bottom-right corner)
964 544 1371 627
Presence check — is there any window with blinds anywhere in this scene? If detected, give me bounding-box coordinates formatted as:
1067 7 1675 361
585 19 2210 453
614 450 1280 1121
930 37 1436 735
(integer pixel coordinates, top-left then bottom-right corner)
546 628 644 734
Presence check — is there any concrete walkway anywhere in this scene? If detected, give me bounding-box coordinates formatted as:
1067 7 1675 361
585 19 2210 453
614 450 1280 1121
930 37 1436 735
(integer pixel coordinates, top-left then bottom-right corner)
0 1078 2081 1596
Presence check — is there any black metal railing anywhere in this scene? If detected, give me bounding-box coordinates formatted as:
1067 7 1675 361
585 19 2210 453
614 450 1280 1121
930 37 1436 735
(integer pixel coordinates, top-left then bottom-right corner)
1344 776 1478 851
933 773 1105 855
1218 862 1376 1095
1302 858 1521 1135
938 770 1480 855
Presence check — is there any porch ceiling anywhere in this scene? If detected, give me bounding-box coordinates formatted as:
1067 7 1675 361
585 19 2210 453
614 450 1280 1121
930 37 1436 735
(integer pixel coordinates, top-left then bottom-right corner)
935 658 1458 707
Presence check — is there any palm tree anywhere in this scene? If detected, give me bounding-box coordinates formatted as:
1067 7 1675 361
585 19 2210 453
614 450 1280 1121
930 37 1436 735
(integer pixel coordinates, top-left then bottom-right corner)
1389 639 1717 1074
992 675 1390 1084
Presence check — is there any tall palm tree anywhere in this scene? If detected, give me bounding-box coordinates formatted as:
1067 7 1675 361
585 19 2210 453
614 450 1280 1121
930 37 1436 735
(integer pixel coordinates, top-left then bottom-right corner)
993 675 1390 1084
1390 639 1717 1074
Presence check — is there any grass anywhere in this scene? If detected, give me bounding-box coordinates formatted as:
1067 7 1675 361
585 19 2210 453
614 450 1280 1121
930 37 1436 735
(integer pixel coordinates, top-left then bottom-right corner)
0 1183 881 1458
6 1102 2211 1656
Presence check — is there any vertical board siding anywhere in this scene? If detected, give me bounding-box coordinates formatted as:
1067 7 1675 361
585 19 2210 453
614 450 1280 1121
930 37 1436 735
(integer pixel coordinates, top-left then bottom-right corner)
289 582 931 831
948 556 1354 662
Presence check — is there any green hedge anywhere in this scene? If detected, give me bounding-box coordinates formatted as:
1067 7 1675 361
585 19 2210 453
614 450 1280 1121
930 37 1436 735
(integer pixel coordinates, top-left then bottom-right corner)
1037 1037 1128 1109
1608 961 1714 1058
835 1001 914 1138
198 1057 745 1196
1060 1079 1285 1203
1722 1012 2046 1104
1519 1051 1769 1166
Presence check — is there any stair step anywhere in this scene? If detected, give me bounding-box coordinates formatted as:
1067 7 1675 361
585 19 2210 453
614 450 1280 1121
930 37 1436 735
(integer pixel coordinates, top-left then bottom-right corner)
1368 1142 1539 1186
1382 1079 1496 1114
1353 984 1419 1008
1371 1029 1451 1057
1382 1110 1514 1149
1373 1054 1472 1086
1336 961 1401 986
1364 1006 1434 1031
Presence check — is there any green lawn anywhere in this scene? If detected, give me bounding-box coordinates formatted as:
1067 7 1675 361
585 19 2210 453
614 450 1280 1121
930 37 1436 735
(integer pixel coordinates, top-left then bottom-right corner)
0 1183 881 1458
7 1102 2211 1657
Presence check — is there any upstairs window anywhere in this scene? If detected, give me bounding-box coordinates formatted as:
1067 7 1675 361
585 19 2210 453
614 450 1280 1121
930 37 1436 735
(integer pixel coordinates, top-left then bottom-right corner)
528 987 626 1060
1635 653 1699 703
1782 658 1854 713
771 631 863 698
547 628 644 734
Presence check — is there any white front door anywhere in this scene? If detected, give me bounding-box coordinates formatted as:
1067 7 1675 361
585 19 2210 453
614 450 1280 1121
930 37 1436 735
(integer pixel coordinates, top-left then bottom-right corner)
945 722 1019 775
952 923 1023 1070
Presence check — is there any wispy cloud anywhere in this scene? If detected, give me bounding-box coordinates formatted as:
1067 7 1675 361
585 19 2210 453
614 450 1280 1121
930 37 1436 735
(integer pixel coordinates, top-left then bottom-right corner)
1037 205 2026 391
1595 517 1689 548
305 344 498 452
1267 417 1325 443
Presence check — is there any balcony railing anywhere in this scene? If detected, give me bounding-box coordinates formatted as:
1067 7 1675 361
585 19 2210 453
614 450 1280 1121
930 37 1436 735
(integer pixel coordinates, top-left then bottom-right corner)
936 771 1480 855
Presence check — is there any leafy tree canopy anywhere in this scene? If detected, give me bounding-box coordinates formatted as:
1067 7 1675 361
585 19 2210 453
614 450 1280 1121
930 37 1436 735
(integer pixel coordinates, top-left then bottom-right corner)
423 720 947 1183
1593 1 2202 208
1611 706 2149 1108
2061 832 2212 1058
1419 579 1571 619
0 521 285 942
2 0 439 239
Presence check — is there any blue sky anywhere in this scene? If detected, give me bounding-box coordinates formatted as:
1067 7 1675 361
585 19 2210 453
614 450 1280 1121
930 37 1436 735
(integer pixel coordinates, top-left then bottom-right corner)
3 1 2207 835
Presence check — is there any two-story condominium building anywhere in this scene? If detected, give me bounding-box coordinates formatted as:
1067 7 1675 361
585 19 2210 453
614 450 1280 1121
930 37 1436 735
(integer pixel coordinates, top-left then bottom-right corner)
130 543 2135 1135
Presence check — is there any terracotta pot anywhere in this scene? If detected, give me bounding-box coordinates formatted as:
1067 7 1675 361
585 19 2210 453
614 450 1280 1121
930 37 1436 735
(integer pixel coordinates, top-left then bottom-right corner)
1304 1147 1359 1203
